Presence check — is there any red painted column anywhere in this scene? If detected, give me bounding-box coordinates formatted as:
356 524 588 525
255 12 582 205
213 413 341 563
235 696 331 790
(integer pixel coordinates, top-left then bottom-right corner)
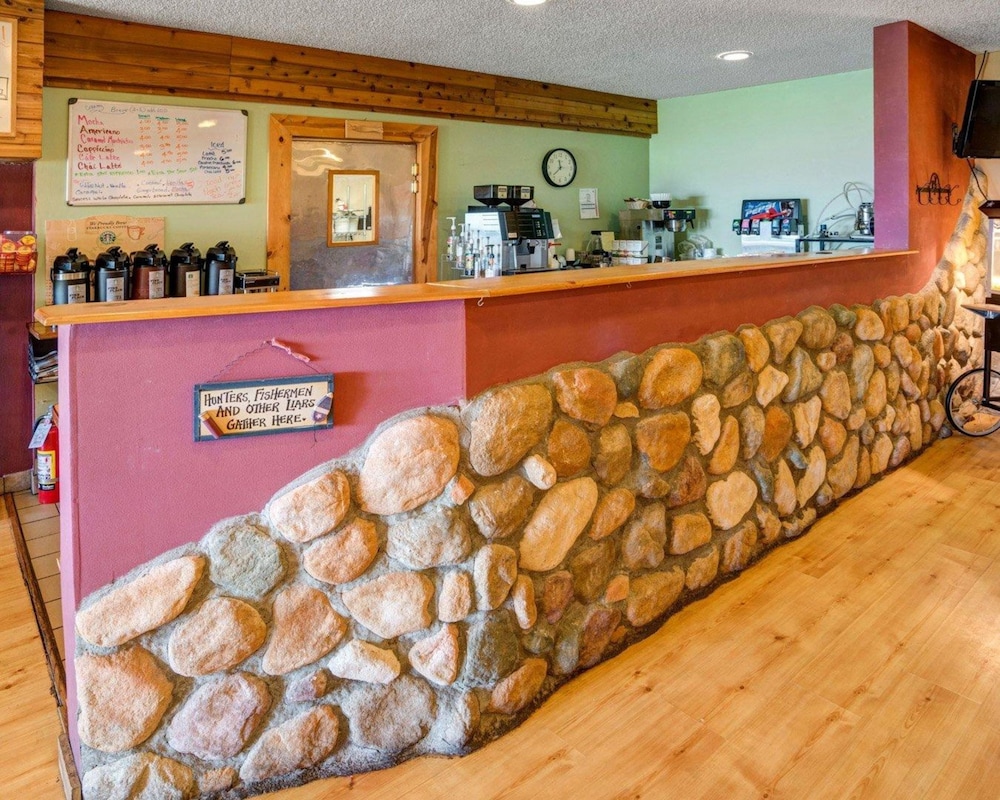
874 22 976 269
0 162 36 477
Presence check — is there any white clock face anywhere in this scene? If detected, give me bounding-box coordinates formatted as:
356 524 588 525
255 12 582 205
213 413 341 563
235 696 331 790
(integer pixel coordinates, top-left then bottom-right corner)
544 148 577 187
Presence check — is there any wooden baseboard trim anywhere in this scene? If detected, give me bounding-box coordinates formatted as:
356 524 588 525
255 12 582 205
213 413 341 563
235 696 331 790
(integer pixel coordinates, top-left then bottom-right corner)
3 494 68 726
57 734 82 800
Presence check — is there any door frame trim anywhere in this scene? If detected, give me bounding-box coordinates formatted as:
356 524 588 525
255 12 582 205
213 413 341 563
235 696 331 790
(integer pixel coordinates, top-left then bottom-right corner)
268 115 439 288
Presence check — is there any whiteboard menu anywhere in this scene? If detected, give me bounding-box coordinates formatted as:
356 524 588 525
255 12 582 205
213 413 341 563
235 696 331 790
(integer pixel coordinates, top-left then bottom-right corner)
67 98 247 206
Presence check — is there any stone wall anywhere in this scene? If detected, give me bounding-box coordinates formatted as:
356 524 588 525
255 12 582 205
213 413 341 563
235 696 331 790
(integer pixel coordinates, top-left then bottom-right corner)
73 182 990 800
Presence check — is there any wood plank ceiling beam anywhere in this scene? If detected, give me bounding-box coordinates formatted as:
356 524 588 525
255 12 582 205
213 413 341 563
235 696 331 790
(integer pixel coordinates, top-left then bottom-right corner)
0 0 45 160
43 12 657 138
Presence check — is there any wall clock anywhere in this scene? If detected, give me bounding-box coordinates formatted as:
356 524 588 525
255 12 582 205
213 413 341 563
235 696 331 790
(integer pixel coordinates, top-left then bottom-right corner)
542 147 577 187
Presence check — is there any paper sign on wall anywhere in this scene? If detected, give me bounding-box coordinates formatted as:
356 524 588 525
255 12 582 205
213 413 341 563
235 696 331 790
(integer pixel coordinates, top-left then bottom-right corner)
194 376 334 441
579 187 599 219
44 215 165 303
45 214 166 262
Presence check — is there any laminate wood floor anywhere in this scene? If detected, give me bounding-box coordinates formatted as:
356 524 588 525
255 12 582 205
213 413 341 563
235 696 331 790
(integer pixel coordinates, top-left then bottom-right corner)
0 503 67 798
4 432 1000 800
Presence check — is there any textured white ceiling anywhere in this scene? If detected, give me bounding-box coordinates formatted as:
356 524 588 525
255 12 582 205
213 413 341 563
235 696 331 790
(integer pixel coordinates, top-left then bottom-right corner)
48 0 1000 99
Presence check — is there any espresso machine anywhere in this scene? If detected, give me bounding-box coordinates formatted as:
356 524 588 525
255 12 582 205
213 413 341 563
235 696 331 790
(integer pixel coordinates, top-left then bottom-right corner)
618 206 698 261
459 185 556 277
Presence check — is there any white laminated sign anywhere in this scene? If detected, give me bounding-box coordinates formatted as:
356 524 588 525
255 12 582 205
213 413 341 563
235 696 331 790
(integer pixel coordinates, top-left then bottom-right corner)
194 375 334 441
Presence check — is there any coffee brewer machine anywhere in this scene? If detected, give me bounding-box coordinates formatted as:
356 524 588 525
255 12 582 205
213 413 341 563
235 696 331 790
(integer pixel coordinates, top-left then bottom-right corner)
457 185 556 277
618 206 698 261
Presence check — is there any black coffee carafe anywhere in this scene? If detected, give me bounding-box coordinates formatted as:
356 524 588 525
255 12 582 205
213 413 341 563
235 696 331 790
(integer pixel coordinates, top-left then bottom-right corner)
130 244 168 300
94 246 131 302
168 242 203 298
203 240 238 295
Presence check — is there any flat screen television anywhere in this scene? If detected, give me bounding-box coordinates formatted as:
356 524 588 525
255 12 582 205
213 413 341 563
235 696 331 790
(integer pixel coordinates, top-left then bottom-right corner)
954 80 1000 159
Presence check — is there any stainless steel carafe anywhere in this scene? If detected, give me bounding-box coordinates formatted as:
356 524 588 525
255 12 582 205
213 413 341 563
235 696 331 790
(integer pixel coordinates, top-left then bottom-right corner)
855 202 874 236
51 247 92 305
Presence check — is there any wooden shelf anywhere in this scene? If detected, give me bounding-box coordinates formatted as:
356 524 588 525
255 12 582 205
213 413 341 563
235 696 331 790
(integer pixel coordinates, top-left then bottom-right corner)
27 322 57 342
34 250 915 327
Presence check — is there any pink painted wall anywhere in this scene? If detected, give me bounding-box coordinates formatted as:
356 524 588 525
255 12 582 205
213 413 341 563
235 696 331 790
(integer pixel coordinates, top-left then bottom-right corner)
60 300 467 759
874 23 911 253
59 301 466 599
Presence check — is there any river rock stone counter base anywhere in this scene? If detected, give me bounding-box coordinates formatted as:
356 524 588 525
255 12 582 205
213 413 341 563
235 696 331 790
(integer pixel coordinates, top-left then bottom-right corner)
74 184 990 800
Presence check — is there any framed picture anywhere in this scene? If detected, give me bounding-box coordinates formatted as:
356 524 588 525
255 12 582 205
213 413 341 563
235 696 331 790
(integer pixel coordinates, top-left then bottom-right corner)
327 169 379 247
0 17 16 137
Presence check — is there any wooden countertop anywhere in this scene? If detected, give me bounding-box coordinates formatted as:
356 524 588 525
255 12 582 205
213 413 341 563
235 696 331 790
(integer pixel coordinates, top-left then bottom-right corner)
34 250 912 326
431 249 910 296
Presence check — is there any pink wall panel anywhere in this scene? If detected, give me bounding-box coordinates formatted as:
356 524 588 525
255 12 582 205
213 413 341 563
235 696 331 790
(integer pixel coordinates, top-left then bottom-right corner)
874 23 912 253
0 274 35 475
904 25 976 273
0 162 33 229
60 300 467 762
60 301 466 600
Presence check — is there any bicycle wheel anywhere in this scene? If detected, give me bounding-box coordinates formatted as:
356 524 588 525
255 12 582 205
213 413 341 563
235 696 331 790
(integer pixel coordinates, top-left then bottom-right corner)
945 368 1000 436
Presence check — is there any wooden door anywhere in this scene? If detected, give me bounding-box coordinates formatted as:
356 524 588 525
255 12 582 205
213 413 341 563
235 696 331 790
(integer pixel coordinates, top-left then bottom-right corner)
268 116 438 290
289 139 416 289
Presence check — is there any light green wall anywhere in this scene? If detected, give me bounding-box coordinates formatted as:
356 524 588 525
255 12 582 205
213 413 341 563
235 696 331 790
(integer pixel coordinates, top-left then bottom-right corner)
649 70 874 256
32 75 874 419
37 72 877 292
36 88 649 289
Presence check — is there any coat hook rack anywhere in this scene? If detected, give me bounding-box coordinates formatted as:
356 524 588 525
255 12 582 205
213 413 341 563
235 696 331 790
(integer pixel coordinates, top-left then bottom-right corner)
916 173 960 206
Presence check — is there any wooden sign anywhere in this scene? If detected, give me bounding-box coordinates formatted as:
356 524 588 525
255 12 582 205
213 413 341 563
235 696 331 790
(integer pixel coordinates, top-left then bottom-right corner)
194 375 334 441
344 120 384 140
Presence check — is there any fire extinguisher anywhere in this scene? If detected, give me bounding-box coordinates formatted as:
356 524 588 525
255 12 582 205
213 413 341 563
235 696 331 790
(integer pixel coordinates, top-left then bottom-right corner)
37 417 59 504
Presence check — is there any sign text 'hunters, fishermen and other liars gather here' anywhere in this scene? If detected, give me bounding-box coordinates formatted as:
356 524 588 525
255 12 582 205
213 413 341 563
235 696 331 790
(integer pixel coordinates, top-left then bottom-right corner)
194 376 334 441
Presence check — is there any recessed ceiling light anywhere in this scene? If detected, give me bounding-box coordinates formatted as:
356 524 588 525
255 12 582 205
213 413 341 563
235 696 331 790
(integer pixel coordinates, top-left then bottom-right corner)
509 0 547 6
716 50 753 62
